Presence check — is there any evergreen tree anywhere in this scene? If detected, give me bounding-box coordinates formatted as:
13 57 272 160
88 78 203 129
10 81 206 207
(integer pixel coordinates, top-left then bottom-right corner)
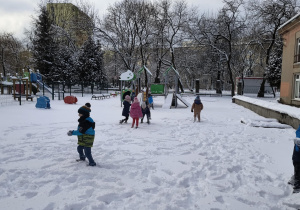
31 5 57 82
266 40 283 91
52 45 77 82
76 37 105 84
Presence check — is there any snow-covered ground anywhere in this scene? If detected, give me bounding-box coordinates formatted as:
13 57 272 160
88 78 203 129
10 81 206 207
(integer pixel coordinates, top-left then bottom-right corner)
0 94 299 210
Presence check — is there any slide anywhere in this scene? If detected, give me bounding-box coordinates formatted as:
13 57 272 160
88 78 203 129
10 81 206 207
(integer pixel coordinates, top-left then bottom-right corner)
162 93 173 109
176 94 191 107
36 79 52 94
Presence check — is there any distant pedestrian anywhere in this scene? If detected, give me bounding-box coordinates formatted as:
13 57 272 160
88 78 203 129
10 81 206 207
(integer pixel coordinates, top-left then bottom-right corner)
130 97 143 128
191 95 203 122
290 125 300 193
67 103 96 166
120 95 131 124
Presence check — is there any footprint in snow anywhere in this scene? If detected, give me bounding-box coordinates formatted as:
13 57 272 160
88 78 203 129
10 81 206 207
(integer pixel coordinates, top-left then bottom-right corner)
22 191 38 198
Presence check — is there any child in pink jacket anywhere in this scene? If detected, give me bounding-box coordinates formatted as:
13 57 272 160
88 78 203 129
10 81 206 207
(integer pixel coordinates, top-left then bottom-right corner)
130 97 143 128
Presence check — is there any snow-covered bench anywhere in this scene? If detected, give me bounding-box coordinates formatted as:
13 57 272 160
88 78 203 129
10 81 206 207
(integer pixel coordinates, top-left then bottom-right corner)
91 94 111 100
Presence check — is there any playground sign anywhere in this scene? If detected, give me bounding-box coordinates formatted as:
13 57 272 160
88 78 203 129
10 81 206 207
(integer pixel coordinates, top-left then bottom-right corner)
150 84 164 94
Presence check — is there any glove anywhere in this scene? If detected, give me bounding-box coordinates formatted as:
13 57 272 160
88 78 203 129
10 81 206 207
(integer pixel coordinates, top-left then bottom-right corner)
294 138 300 147
191 110 193 112
67 130 73 136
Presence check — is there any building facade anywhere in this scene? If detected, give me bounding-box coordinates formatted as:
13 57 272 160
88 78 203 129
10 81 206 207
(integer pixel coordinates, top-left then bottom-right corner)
47 3 92 47
279 14 300 107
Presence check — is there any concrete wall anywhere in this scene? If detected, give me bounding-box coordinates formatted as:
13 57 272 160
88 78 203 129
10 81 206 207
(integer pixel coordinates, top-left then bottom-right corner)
233 98 300 129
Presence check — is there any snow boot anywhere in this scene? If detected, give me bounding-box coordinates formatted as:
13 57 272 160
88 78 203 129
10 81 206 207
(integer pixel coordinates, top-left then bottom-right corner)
293 187 300 193
119 119 124 124
289 175 295 186
76 158 85 162
88 162 96 166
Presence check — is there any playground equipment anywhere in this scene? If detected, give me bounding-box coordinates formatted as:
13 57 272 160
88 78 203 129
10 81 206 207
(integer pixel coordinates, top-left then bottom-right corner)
10 68 45 102
119 70 136 107
160 66 190 108
119 67 152 106
34 70 54 95
136 66 152 95
36 96 51 109
150 84 165 95
119 66 190 109
12 77 33 101
34 70 67 100
64 95 77 104
0 80 13 95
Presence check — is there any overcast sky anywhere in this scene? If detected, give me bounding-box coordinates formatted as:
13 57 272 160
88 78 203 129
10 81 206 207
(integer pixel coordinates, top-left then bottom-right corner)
0 0 224 40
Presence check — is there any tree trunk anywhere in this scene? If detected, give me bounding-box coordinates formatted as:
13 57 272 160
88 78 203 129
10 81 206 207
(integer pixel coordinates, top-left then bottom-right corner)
155 59 161 83
257 77 266 97
271 86 276 98
1 48 6 76
226 60 235 97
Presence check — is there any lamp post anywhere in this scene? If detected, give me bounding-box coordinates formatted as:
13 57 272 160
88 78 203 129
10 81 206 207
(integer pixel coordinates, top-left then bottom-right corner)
18 75 22 106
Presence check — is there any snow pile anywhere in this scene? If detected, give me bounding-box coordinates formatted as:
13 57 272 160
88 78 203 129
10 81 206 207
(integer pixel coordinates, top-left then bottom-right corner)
234 95 300 120
0 95 298 209
241 118 292 129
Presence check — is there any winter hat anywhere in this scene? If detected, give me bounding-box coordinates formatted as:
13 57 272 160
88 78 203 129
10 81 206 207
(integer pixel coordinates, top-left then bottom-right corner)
195 95 201 104
133 97 139 103
78 103 91 116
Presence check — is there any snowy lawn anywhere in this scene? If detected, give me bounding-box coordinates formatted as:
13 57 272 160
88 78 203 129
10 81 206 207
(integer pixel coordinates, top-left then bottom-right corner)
0 94 297 210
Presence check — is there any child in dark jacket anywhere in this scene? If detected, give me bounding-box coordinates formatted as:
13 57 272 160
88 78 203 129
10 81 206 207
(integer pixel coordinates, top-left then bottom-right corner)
290 125 300 193
120 95 131 124
141 101 151 124
68 103 96 166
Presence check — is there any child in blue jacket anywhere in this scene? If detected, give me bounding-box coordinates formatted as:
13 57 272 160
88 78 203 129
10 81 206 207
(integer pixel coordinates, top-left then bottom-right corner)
148 94 154 110
290 125 300 193
68 103 96 166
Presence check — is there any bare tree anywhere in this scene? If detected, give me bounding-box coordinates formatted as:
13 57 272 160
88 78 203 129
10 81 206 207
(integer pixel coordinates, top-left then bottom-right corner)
0 33 25 77
95 0 140 71
188 0 246 96
248 0 299 97
163 0 191 92
132 0 156 86
152 0 171 83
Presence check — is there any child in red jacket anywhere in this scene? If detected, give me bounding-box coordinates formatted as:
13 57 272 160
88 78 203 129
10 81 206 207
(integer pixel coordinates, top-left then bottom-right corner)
130 97 143 128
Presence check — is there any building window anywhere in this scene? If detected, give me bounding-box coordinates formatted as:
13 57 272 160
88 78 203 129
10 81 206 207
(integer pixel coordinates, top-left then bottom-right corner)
295 38 300 63
295 74 300 99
